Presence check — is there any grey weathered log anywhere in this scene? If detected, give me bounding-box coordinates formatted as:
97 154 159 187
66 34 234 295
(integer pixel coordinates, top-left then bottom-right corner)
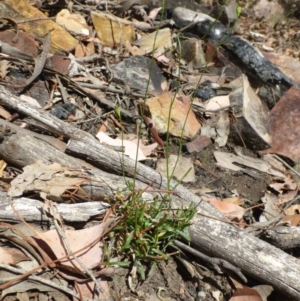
0 192 109 223
0 120 156 204
1 85 300 299
264 226 300 250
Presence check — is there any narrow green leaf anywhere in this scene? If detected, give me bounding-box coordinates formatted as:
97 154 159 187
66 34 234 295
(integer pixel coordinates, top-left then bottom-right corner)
115 106 121 119
122 231 134 250
136 260 146 280
236 6 242 18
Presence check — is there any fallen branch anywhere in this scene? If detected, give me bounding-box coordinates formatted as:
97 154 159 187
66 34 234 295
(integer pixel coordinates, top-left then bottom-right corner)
1 85 300 299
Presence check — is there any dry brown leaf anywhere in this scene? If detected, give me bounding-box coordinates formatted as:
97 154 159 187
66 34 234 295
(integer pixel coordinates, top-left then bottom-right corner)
133 28 172 53
0 246 31 265
33 223 104 272
56 9 89 36
148 7 162 21
284 204 300 216
131 138 158 157
0 30 39 58
269 177 298 204
222 196 244 206
0 0 78 52
74 43 86 58
96 131 156 161
125 40 146 56
0 160 7 177
282 214 300 226
91 11 135 47
8 161 86 201
260 193 280 223
202 196 245 221
74 277 111 300
229 286 263 301
146 92 201 139
154 51 170 66
214 151 285 178
185 135 211 153
99 118 109 132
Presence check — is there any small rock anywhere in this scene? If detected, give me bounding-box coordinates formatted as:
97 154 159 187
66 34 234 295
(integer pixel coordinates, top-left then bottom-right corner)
181 38 206 69
112 56 166 93
196 290 206 301
156 154 196 183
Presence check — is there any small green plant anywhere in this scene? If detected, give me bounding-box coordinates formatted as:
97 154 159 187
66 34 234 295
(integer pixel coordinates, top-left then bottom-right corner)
104 189 197 279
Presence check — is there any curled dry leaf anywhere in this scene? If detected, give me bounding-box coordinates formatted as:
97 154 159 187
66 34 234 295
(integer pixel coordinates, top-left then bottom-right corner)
229 286 263 301
202 196 245 221
222 196 244 206
146 92 201 139
148 7 162 21
269 179 298 204
282 214 300 226
284 204 300 216
260 192 280 223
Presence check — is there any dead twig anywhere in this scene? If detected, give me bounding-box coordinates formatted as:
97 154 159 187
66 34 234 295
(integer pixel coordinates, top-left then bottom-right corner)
174 240 247 283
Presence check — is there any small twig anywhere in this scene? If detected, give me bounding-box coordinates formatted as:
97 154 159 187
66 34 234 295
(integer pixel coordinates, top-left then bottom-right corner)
177 21 199 33
273 154 300 178
174 240 247 283
56 74 69 104
174 240 221 273
133 19 173 32
16 17 56 23
244 195 300 234
76 82 146 98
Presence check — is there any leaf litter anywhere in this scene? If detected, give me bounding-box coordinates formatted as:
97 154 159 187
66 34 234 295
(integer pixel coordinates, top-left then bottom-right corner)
0 0 300 300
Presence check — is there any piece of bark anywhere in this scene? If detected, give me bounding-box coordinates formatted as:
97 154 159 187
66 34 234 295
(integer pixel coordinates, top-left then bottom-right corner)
1 85 300 299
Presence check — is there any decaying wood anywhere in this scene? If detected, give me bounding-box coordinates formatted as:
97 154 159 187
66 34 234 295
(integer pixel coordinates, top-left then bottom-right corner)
0 120 157 204
1 85 300 299
264 226 300 249
67 139 300 299
0 192 109 223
